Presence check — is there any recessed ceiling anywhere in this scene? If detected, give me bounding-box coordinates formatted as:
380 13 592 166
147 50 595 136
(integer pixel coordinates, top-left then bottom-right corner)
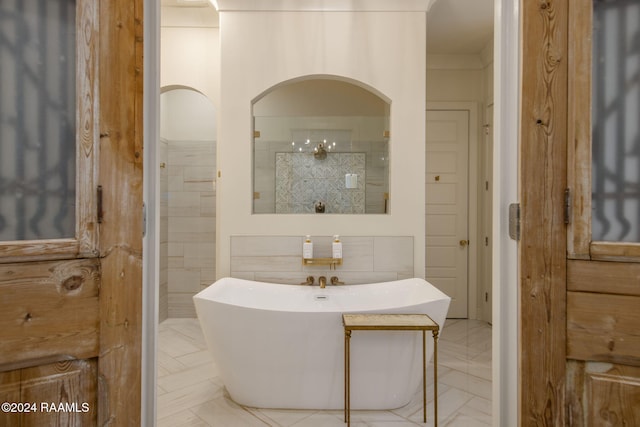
427 0 494 54
160 0 494 55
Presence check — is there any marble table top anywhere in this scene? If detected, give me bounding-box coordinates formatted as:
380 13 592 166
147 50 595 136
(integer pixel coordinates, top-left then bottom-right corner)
342 313 439 331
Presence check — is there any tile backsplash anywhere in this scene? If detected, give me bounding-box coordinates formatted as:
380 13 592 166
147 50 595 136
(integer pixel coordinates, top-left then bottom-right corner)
230 235 414 285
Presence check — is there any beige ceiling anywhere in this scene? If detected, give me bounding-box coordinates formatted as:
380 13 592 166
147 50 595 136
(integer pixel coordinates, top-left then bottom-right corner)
427 0 494 54
160 0 494 55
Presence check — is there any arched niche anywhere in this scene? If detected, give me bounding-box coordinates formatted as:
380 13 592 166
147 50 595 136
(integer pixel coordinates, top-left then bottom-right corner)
252 76 390 214
160 86 216 141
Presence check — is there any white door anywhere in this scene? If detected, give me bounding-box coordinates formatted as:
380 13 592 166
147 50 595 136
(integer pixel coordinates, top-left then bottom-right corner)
425 110 469 318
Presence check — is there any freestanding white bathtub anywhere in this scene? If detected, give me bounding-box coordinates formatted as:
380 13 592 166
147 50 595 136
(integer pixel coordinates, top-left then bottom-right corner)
193 277 450 410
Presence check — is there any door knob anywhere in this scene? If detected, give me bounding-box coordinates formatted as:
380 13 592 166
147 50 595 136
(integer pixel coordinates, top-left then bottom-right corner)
459 239 469 247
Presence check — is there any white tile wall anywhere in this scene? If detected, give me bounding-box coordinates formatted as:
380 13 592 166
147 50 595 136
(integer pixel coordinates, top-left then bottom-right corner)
165 140 216 318
159 139 169 322
230 235 413 285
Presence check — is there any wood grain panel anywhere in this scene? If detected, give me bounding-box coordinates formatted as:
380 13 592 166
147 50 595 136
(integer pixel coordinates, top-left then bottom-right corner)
568 259 640 296
76 0 100 257
97 0 144 424
0 259 100 369
566 360 586 427
0 240 80 264
567 360 640 426
520 0 569 424
586 364 640 426
0 370 21 427
591 242 640 263
568 291 640 365
0 360 97 427
566 0 592 259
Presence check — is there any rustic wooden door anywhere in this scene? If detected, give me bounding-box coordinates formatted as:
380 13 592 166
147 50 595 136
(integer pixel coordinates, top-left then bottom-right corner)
565 0 640 423
520 0 640 425
0 0 144 426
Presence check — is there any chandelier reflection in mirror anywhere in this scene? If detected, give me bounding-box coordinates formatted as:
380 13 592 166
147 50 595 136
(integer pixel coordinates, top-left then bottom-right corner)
313 143 327 160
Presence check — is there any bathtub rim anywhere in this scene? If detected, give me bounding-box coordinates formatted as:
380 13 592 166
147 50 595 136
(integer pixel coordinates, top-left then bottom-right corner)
193 276 451 314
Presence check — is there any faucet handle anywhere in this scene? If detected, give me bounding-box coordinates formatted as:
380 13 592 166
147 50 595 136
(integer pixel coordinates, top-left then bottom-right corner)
330 276 344 286
300 276 314 285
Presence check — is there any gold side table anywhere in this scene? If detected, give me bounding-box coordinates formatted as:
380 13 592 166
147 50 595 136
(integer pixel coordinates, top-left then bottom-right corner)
342 313 440 426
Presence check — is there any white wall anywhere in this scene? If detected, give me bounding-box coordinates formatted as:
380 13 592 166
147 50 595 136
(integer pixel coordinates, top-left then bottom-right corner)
426 54 486 103
216 8 428 279
160 6 219 104
160 89 217 140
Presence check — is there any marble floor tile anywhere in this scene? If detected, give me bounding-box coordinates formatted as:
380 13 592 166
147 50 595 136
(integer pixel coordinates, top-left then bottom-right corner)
443 412 492 427
191 395 271 427
157 363 219 393
465 396 492 417
157 380 223 420
251 408 318 426
158 349 188 376
438 370 492 401
156 318 492 426
158 329 204 359
157 409 209 427
176 349 215 368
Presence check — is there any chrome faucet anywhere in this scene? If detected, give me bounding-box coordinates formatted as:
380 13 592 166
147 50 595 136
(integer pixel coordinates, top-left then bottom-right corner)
318 276 327 289
299 276 315 286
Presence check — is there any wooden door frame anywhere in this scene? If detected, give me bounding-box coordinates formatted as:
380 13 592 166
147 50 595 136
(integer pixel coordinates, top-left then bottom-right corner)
519 0 568 425
98 0 147 424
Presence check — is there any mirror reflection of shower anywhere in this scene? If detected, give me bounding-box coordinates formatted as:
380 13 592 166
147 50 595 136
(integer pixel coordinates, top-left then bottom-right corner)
252 77 390 214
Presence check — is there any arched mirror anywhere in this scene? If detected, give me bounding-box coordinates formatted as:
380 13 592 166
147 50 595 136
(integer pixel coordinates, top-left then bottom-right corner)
252 77 390 214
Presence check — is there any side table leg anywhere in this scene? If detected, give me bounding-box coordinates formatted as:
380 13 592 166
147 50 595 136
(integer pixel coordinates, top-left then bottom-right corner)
433 329 439 427
422 330 427 423
345 329 351 425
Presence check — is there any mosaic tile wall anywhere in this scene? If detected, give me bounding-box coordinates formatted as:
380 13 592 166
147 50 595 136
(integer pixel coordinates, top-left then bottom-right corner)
275 152 366 213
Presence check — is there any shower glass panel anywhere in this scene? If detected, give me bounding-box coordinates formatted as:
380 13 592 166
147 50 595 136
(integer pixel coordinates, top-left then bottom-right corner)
0 0 76 241
253 116 389 214
592 0 640 242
